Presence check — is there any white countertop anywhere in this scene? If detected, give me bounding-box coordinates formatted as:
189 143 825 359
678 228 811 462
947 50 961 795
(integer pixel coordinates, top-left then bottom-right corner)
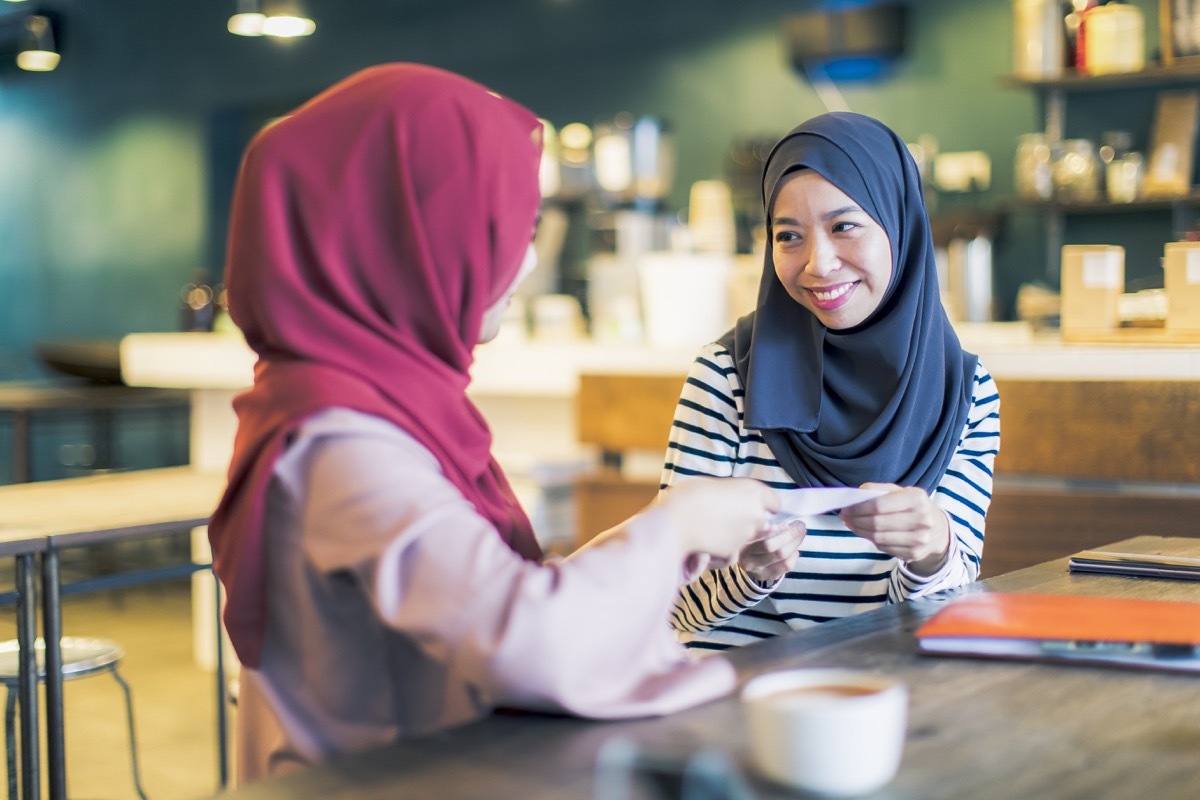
120 332 257 390
120 326 1200 549
119 324 1200 395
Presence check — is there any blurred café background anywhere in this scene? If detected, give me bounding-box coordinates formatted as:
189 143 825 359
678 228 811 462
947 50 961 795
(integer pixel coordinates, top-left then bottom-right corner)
2 0 1200 797
1 0 1064 387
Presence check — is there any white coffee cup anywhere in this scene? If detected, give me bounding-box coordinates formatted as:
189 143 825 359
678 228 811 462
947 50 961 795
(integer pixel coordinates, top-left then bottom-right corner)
741 668 907 797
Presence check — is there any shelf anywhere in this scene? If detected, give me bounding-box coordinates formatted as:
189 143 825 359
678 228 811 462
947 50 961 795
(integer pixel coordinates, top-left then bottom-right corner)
1061 327 1200 345
1002 63 1200 92
1003 191 1200 214
1006 56 1200 282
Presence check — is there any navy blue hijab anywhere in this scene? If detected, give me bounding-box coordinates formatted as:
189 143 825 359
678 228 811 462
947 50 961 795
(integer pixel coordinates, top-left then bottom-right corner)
718 112 977 491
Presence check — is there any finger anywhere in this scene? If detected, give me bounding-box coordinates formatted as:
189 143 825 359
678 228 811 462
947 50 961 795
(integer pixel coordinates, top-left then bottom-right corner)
780 519 807 537
763 528 806 557
839 503 890 530
841 490 907 518
761 546 803 580
847 485 926 518
744 534 802 563
842 494 930 529
747 520 803 547
741 541 793 566
843 517 919 548
763 528 802 551
775 529 807 553
870 523 945 559
746 553 793 581
744 554 784 574
758 483 782 515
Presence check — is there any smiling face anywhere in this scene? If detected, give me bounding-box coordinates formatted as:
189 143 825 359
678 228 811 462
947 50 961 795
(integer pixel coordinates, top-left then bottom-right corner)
770 169 893 330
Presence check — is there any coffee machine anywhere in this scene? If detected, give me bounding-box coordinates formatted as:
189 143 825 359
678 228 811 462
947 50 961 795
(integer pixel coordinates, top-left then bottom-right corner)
530 114 678 340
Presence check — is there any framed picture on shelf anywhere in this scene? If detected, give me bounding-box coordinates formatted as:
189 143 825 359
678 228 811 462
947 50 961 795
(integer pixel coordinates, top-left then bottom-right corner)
1162 0 1200 64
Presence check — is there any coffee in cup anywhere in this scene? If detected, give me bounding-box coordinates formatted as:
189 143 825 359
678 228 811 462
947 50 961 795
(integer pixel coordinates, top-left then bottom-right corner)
741 668 907 796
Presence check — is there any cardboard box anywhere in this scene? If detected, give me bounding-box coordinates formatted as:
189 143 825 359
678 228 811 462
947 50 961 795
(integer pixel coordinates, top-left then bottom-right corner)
1142 90 1200 198
1060 245 1124 334
1164 241 1200 332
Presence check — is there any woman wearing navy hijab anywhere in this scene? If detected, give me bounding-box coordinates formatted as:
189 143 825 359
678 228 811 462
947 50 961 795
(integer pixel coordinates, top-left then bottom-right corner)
662 112 1000 650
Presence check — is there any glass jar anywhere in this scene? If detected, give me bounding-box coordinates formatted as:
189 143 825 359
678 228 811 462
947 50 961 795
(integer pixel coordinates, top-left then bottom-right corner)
1015 133 1054 200
1052 139 1101 202
1107 152 1143 203
1012 0 1064 78
1084 2 1144 76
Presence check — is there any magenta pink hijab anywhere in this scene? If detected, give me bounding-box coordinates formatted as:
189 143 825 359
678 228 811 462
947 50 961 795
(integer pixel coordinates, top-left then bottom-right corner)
209 64 544 667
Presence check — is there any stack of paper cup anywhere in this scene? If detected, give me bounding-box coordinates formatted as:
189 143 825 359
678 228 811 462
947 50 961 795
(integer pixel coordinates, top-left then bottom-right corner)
531 294 586 340
688 179 736 254
639 252 732 349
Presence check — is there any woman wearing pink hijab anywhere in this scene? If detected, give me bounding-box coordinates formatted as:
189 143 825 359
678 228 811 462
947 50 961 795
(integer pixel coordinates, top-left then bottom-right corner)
208 63 781 782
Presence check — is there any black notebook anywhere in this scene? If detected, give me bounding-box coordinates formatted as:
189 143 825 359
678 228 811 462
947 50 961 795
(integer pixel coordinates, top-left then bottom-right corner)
1068 549 1200 581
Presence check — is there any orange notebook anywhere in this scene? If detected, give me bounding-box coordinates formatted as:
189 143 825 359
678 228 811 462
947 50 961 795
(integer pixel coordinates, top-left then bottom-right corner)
915 592 1200 673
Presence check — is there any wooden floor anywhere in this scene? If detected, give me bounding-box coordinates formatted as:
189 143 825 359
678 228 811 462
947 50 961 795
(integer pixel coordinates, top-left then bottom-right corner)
0 574 228 800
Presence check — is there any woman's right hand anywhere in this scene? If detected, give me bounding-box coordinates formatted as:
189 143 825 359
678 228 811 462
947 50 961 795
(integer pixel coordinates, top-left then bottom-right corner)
656 477 780 560
737 519 807 586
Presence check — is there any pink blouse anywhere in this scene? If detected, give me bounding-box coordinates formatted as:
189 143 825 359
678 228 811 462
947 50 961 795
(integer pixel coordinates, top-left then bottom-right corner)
236 408 734 782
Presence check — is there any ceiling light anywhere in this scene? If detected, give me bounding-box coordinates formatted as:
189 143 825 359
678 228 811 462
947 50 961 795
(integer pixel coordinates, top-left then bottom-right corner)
228 0 315 38
228 0 265 36
16 15 59 72
261 15 315 38
261 0 315 38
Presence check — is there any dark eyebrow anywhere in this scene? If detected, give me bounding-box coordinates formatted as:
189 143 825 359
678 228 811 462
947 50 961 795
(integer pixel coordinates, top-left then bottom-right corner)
772 205 863 227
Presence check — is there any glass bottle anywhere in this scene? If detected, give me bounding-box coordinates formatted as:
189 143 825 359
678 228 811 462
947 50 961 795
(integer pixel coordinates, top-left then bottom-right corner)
1015 133 1054 200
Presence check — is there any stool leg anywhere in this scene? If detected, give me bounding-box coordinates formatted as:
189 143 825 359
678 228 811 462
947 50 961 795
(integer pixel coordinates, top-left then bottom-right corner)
14 555 39 800
5 689 16 800
108 667 147 800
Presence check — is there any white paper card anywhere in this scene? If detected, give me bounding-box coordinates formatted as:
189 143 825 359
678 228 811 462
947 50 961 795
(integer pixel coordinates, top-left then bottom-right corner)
1081 252 1121 288
773 487 888 520
1187 250 1200 285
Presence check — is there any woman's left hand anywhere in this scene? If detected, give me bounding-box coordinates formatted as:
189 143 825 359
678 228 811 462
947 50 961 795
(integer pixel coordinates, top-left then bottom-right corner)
838 482 950 576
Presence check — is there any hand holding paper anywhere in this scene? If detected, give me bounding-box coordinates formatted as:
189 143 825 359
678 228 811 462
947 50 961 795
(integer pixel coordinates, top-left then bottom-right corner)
837 483 952 574
738 519 808 586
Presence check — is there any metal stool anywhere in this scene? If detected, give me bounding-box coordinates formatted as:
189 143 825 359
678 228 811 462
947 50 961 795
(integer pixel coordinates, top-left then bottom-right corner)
0 637 147 800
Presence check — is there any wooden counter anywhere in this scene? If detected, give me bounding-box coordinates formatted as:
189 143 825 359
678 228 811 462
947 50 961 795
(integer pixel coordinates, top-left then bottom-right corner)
574 370 1200 577
983 378 1200 575
121 330 1200 574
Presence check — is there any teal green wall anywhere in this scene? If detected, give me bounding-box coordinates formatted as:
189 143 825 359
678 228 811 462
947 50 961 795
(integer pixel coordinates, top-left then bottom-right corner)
0 0 1172 378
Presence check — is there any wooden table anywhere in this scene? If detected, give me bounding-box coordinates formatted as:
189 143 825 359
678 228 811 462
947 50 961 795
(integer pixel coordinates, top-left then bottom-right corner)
0 467 227 800
210 536 1200 800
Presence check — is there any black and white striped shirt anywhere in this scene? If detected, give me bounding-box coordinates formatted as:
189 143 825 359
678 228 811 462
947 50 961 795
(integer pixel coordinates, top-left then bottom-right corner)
662 342 1000 651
